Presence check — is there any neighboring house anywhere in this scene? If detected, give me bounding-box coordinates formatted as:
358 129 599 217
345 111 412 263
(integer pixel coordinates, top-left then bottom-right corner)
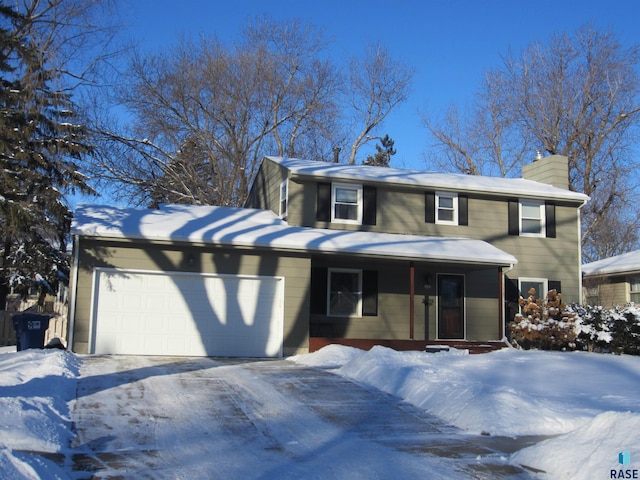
582 250 640 306
68 154 588 358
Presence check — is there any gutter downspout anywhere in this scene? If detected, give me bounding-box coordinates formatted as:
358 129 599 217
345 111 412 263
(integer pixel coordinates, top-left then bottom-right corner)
577 199 588 305
67 234 80 352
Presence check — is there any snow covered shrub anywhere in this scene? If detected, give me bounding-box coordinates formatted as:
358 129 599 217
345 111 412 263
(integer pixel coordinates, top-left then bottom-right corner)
570 304 612 352
609 305 640 355
508 289 578 351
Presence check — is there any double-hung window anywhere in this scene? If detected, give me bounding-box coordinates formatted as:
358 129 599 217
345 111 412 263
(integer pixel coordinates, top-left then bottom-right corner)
331 183 362 224
328 269 362 317
630 276 640 304
436 192 458 225
519 277 548 304
520 200 545 237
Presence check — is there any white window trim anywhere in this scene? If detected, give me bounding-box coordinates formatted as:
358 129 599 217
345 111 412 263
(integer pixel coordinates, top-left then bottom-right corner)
331 183 363 224
436 191 458 225
327 268 362 317
519 199 546 237
630 275 640 303
519 277 548 304
279 179 288 219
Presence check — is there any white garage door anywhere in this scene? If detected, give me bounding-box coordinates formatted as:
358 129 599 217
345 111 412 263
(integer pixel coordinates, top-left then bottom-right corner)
91 269 284 357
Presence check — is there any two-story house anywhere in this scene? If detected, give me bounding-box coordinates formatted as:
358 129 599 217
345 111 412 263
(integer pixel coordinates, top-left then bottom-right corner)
67 154 587 357
245 155 588 350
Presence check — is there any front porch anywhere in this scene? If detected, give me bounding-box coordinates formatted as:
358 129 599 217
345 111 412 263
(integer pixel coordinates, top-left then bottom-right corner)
309 337 508 355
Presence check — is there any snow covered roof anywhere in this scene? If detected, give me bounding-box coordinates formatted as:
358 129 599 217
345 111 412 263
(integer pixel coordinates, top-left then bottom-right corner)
267 156 589 203
72 204 518 266
582 249 640 276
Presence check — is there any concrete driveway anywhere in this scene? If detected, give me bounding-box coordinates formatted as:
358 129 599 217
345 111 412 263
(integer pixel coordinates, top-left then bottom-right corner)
69 356 538 479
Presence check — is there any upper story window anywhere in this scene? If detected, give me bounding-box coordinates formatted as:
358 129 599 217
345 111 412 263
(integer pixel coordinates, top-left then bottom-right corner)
630 276 640 304
331 183 362 224
316 182 376 226
279 180 288 219
520 200 545 236
425 191 468 226
436 192 458 225
509 199 555 238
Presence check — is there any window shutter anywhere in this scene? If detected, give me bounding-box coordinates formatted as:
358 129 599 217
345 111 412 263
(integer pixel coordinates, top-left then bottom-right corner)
458 195 468 226
425 192 435 223
548 280 561 294
508 200 519 236
545 202 556 238
506 276 520 303
505 276 520 324
310 268 328 314
362 270 378 316
316 183 331 222
363 186 377 225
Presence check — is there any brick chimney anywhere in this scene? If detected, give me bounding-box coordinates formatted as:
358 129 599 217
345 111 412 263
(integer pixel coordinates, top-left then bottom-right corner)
522 153 569 190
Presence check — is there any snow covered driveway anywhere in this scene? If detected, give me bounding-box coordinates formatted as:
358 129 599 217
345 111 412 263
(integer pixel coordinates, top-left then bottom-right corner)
69 355 535 479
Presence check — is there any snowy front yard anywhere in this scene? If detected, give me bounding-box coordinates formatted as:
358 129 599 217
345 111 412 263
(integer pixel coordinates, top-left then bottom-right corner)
1 345 640 479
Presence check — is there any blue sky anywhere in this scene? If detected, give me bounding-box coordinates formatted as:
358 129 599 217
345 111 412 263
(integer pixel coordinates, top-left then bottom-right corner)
119 0 640 170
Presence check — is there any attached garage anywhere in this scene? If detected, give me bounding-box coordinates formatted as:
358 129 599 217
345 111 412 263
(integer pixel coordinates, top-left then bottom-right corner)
91 269 284 357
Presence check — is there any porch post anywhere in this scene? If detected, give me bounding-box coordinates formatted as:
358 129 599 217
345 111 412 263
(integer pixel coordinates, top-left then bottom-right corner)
498 267 504 339
409 261 415 339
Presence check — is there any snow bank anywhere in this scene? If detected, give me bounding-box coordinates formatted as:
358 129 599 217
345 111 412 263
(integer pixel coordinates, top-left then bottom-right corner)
290 345 640 478
0 348 80 479
512 412 640 479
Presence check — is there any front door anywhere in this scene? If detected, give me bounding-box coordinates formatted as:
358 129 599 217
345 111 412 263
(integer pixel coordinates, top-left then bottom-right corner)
438 274 464 339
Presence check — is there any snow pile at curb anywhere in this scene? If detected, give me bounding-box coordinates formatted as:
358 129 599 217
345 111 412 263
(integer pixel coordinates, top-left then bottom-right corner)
291 345 640 478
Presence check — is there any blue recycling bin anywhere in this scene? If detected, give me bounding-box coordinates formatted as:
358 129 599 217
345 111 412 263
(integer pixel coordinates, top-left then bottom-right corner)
12 313 51 351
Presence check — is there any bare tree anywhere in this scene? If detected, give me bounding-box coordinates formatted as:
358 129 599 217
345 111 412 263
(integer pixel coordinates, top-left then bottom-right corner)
424 24 640 259
345 43 413 165
90 18 341 207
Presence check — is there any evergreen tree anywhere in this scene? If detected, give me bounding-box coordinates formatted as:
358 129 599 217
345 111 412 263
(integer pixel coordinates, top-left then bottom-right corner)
363 134 396 167
0 3 93 308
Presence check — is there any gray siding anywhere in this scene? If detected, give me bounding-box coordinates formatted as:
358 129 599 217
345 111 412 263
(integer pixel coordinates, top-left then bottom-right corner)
71 238 310 355
310 257 502 342
245 158 288 215
292 176 583 305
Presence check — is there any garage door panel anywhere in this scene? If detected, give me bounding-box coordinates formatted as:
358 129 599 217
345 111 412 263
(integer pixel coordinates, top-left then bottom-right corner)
92 270 283 357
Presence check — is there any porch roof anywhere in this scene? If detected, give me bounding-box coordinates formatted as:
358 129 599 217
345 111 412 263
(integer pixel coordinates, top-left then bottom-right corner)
72 204 518 267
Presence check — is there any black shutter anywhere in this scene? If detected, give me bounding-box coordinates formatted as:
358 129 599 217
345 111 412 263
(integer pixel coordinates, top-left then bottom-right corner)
363 186 377 225
310 268 328 315
548 280 561 294
458 195 468 226
508 200 519 236
505 276 520 323
362 270 378 316
425 192 435 223
316 183 331 222
545 202 556 238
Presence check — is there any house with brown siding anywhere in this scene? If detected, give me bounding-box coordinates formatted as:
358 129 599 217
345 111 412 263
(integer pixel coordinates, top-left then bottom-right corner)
582 250 640 307
68 154 588 357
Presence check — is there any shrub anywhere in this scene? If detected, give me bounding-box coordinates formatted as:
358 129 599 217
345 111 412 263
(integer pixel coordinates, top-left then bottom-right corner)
508 289 577 351
508 291 640 355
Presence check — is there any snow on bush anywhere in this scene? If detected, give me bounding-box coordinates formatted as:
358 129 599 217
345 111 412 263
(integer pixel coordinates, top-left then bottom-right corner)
508 289 640 354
